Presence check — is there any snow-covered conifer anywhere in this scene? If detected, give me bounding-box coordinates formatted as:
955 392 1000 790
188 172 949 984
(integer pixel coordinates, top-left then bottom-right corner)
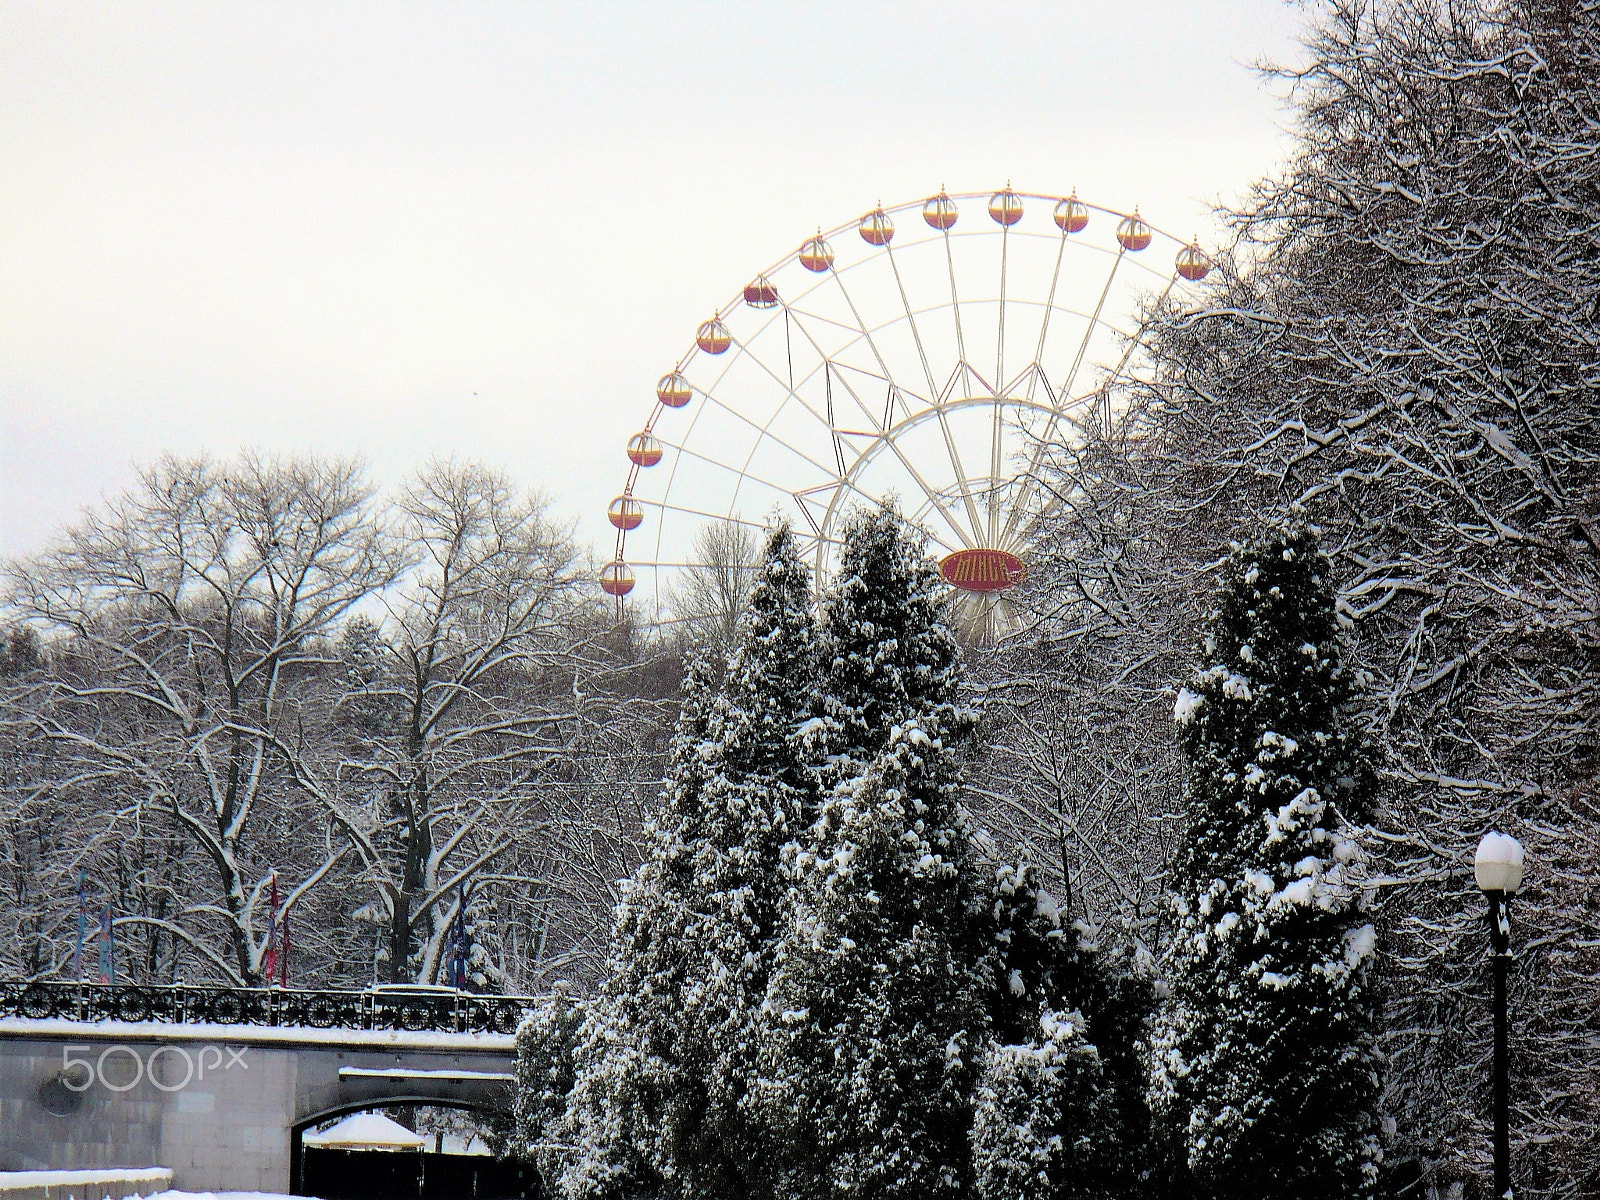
976 859 1154 1200
1147 521 1381 1198
459 889 507 994
1111 4 1600 1182
513 987 587 1189
805 501 966 782
549 650 723 1200
554 525 817 1200
972 1008 1108 1200
756 504 987 1200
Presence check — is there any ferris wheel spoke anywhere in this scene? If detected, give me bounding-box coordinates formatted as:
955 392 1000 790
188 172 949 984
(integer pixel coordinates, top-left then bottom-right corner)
905 491 988 559
793 463 953 547
641 416 839 569
776 302 876 345
688 380 851 487
825 264 917 426
724 361 882 516
718 308 898 474
1061 247 1126 427
999 271 1179 550
882 244 942 405
643 495 787 532
819 366 979 551
997 223 1010 394
990 224 1010 547
779 304 923 445
1028 233 1071 404
941 230 970 370
883 239 988 543
719 332 854 447
776 308 975 548
819 270 921 428
824 360 898 440
995 247 1130 549
787 294 1137 393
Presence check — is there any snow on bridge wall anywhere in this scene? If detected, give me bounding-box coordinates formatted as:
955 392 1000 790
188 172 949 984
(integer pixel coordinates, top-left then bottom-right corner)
0 1018 516 1193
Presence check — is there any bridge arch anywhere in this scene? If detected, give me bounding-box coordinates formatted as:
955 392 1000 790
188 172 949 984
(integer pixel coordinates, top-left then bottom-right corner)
290 1094 512 1195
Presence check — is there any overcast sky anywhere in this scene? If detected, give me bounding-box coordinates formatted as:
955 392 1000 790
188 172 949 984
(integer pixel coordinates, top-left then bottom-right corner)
1 0 1308 563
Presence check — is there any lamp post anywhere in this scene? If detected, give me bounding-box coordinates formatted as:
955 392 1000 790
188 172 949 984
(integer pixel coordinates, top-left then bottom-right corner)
1474 831 1524 1200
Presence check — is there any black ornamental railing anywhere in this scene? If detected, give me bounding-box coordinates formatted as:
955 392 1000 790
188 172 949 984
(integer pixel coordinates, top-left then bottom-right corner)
0 979 533 1035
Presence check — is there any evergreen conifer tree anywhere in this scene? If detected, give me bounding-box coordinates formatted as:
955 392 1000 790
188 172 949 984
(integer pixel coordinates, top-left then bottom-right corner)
556 525 817 1200
513 986 587 1190
1146 520 1382 1198
756 504 989 1200
971 1007 1108 1200
973 859 1155 1200
804 501 967 780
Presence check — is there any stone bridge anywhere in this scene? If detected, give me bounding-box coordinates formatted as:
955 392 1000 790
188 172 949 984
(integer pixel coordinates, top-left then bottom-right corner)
0 983 531 1194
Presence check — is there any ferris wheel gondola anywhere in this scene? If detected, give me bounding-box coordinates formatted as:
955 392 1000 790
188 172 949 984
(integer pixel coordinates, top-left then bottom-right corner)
603 186 1212 643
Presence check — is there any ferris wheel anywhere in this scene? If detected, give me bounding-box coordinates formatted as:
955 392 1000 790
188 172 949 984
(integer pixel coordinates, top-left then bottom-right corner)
601 186 1212 643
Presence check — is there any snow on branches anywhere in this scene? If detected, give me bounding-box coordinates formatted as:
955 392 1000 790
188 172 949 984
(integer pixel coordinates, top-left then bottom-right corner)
1146 522 1382 1199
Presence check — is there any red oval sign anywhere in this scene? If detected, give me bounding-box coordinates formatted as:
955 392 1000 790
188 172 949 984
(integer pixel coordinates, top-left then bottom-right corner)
939 549 1026 593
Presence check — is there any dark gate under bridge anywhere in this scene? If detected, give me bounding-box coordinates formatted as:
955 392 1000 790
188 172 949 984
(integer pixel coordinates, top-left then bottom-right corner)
301 1147 538 1199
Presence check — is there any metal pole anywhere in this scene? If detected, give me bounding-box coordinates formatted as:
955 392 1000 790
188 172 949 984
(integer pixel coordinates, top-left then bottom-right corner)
1489 891 1511 1199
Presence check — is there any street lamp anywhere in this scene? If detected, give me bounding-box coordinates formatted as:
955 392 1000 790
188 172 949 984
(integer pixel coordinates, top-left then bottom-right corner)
1474 831 1524 1200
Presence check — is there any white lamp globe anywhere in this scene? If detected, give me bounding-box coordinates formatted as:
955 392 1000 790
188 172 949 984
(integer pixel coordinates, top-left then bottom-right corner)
1474 831 1525 895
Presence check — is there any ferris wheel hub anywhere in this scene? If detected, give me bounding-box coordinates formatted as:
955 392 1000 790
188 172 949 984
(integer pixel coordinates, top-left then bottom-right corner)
939 548 1027 593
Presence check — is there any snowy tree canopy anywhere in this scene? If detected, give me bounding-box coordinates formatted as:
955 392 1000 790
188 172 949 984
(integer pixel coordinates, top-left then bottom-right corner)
983 2 1600 1192
753 505 988 1200
1146 522 1382 1199
552 525 817 1200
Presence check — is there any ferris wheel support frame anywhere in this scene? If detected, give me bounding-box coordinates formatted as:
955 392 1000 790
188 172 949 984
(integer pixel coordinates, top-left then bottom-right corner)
601 187 1213 643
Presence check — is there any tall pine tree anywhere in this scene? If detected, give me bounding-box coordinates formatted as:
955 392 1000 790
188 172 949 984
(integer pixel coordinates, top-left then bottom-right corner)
755 503 990 1200
555 524 817 1200
1146 520 1382 1198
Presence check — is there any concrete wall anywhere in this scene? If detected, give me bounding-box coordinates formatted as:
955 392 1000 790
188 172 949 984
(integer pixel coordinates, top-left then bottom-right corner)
0 1020 515 1194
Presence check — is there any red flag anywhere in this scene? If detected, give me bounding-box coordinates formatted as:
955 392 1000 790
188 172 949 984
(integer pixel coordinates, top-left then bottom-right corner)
263 874 279 983
278 911 290 987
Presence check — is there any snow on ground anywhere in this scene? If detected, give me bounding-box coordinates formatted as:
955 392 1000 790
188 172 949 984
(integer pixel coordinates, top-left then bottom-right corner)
0 1168 175 1198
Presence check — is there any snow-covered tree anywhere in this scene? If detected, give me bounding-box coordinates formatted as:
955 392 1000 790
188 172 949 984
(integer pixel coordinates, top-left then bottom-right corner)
342 460 589 985
974 856 1156 1200
993 3 1600 1190
513 986 587 1191
555 524 817 1200
1146 521 1382 1198
0 453 665 992
755 504 990 1200
664 519 760 661
972 1008 1109 1200
2 453 400 984
1127 4 1600 1190
805 503 967 784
